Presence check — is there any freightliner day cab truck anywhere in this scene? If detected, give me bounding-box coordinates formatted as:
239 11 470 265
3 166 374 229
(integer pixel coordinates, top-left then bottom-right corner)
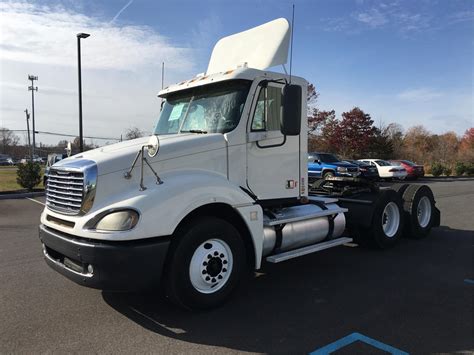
39 18 440 309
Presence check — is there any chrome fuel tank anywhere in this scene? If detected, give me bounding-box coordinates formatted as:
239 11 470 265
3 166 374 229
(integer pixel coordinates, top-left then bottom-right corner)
262 203 346 256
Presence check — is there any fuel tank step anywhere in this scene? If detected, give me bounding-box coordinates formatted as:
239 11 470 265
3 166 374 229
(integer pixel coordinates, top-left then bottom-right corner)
266 237 353 263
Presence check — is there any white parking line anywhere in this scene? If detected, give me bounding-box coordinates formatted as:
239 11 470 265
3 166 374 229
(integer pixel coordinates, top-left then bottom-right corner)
26 197 45 206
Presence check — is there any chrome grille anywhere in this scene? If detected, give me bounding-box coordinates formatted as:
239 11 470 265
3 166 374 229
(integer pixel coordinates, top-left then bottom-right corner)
46 169 84 215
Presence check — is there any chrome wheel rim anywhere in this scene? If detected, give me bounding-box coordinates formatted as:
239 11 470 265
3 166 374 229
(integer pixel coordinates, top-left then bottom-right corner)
417 196 431 228
382 202 400 238
189 239 233 294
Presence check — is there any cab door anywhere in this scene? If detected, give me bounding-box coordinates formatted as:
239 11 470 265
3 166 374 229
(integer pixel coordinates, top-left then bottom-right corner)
246 82 300 201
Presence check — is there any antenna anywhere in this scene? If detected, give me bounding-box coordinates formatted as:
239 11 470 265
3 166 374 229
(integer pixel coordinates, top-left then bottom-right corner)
289 4 295 84
161 62 165 90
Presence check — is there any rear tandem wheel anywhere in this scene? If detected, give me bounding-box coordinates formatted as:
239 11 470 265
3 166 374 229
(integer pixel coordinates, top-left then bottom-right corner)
357 189 405 249
401 184 437 239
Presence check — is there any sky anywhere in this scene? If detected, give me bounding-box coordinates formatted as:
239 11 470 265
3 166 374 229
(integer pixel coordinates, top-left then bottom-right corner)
0 0 472 146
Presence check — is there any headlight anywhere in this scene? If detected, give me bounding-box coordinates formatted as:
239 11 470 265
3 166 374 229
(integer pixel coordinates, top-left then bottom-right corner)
94 210 139 231
337 167 348 172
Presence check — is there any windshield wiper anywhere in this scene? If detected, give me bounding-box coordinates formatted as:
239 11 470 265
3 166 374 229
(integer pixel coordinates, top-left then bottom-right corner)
181 129 208 134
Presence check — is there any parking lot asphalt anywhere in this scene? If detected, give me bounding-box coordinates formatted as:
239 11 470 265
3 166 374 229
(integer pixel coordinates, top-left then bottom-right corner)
0 179 473 354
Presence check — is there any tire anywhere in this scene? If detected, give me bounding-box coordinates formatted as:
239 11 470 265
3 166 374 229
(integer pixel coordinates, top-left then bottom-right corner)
402 185 436 239
164 216 246 310
361 189 404 249
323 171 335 179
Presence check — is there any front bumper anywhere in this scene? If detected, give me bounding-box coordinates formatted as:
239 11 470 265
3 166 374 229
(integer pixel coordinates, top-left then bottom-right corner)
39 224 170 291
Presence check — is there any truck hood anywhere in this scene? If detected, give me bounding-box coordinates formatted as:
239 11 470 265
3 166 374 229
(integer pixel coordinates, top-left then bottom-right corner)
59 134 228 176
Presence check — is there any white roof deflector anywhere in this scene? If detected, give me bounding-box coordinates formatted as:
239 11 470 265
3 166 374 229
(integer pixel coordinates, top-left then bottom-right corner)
206 18 291 75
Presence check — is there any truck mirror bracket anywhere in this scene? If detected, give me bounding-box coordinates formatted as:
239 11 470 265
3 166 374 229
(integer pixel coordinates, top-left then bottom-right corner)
124 146 163 191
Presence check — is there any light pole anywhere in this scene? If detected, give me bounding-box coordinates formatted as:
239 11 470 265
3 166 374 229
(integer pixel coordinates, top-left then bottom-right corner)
77 32 90 152
24 109 32 160
28 75 38 157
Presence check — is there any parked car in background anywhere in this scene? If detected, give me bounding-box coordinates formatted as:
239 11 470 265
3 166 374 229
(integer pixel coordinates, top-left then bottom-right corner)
358 159 407 180
20 155 44 164
308 152 360 181
0 154 14 166
43 153 66 186
389 160 425 179
344 159 379 180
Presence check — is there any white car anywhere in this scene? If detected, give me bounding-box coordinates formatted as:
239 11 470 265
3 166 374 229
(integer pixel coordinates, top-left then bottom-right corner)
20 155 44 164
358 159 407 180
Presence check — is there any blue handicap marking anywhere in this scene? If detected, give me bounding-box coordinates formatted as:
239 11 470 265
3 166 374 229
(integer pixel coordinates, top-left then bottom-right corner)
310 332 409 355
464 279 474 285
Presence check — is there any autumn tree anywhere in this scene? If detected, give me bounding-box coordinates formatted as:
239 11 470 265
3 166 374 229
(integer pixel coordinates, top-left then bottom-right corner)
383 123 404 158
402 125 432 164
308 110 337 152
71 137 96 153
336 107 377 158
0 127 20 154
308 109 335 136
125 127 144 140
458 128 474 163
431 132 460 164
307 83 319 117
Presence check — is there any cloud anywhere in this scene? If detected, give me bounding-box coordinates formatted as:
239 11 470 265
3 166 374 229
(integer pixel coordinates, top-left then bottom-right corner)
397 88 443 102
324 1 470 35
0 2 193 71
320 17 352 32
354 8 388 28
0 2 199 146
395 12 432 34
447 10 474 25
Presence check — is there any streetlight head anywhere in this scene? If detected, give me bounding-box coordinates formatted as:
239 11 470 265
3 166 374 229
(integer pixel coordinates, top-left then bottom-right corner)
77 33 90 39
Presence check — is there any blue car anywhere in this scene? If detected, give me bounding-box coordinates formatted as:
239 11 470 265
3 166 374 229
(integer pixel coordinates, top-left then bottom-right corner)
308 152 360 181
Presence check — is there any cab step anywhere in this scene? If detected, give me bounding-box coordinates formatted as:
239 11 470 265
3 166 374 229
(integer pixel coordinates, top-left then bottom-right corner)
266 237 353 263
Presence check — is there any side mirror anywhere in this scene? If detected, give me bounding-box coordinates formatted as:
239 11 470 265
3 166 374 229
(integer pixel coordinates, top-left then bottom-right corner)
66 142 72 157
146 135 160 157
281 84 302 136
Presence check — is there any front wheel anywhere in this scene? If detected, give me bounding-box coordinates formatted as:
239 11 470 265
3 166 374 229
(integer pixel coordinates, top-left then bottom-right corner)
323 171 335 179
164 217 246 310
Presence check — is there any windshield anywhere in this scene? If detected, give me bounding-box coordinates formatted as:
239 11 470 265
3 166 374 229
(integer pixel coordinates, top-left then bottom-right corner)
402 160 416 166
319 153 340 163
154 80 251 135
375 160 391 166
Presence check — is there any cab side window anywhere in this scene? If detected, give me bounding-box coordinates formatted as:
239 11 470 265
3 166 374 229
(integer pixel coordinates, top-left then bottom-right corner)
251 86 282 131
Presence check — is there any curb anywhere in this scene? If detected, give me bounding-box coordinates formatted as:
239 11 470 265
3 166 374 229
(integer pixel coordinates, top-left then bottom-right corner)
418 176 474 182
0 191 45 200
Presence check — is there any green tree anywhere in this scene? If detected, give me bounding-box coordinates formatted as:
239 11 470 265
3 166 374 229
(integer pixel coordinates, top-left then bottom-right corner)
16 162 42 191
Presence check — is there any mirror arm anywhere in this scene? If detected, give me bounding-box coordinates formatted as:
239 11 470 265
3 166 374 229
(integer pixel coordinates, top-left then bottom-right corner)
123 150 142 180
143 156 163 185
124 145 164 190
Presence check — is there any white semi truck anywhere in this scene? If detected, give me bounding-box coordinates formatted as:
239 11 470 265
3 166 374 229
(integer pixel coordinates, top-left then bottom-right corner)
39 18 440 309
